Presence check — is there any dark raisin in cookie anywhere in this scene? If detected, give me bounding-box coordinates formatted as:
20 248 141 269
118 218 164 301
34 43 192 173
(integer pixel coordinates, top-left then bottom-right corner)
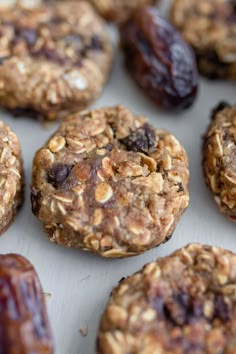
97 243 236 353
31 105 189 258
0 121 23 234
0 1 112 120
120 6 198 111
203 102 236 221
171 0 236 80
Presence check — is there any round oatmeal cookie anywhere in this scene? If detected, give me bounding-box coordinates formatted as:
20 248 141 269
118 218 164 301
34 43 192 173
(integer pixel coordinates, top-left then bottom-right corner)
203 102 236 222
31 105 189 258
171 0 236 79
0 1 112 120
0 121 23 234
97 243 236 354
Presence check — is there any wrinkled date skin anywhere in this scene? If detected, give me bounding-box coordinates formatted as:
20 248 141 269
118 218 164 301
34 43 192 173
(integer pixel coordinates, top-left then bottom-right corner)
0 254 53 354
120 6 198 111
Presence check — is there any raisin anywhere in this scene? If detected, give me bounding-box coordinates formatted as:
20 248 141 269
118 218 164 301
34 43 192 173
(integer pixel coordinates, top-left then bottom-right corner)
153 293 203 325
0 254 53 354
31 188 41 216
48 164 73 188
120 6 198 111
87 35 103 51
32 48 69 66
15 27 37 46
214 295 231 322
8 107 42 120
211 101 231 119
120 123 156 153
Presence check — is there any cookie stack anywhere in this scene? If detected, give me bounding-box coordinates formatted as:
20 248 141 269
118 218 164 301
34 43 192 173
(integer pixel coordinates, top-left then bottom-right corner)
0 0 235 353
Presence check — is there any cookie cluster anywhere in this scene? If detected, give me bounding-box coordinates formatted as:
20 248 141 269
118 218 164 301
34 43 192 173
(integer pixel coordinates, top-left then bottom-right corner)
0 0 235 353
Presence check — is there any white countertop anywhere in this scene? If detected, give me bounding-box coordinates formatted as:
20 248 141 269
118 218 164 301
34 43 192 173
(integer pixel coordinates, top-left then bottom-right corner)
0 2 235 353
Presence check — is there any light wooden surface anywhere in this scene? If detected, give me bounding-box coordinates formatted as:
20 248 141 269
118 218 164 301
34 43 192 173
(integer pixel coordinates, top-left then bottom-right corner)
0 2 235 353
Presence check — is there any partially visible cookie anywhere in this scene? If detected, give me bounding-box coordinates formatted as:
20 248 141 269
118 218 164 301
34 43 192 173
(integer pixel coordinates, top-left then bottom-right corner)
171 0 236 79
97 243 236 354
0 1 113 120
31 105 189 258
203 102 236 221
0 121 23 234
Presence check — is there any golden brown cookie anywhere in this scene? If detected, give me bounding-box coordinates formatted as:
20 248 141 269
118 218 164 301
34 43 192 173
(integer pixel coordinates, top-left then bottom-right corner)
0 1 113 120
97 243 236 353
31 105 189 258
203 102 236 221
171 0 236 79
0 121 23 234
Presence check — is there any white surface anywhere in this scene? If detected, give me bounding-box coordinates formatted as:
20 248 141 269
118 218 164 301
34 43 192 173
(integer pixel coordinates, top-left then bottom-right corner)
0 2 236 354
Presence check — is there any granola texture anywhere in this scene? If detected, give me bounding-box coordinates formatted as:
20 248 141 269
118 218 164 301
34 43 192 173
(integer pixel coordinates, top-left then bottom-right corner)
171 0 236 79
97 243 236 354
203 102 236 222
31 105 189 258
0 1 112 120
0 121 23 234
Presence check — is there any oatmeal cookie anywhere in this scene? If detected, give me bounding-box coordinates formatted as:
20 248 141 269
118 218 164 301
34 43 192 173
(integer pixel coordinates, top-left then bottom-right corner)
203 102 236 221
97 243 236 354
171 0 236 79
31 105 189 258
0 1 112 120
0 121 23 234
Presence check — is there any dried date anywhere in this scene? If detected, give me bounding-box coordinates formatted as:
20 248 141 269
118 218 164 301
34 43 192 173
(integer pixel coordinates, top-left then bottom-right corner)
120 6 198 111
0 254 53 354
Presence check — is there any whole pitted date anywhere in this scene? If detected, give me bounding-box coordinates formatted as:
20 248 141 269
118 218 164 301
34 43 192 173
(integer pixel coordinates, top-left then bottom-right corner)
120 6 198 111
0 254 53 354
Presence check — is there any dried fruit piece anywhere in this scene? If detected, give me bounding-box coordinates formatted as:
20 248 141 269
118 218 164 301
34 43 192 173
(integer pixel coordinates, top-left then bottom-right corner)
120 123 156 153
120 6 198 111
0 254 53 354
203 102 236 221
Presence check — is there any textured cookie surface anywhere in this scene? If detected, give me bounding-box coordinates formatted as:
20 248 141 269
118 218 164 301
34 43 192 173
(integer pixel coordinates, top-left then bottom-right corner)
0 1 112 120
0 121 23 234
97 243 236 353
203 102 236 221
171 0 236 79
31 105 189 258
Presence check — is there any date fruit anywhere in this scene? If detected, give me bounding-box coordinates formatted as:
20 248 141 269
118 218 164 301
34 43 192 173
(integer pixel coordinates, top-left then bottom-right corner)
0 254 53 354
120 6 198 111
